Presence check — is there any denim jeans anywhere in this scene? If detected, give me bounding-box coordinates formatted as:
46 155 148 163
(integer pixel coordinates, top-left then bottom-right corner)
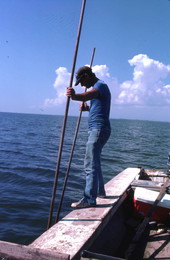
83 128 111 205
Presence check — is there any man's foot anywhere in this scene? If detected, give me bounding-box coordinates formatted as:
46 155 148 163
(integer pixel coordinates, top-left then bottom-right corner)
71 199 96 209
98 194 106 198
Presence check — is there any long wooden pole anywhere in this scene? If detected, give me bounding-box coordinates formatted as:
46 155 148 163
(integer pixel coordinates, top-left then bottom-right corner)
47 0 86 229
55 48 96 223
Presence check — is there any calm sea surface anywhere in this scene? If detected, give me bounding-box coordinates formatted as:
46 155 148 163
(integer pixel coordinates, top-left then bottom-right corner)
0 112 170 245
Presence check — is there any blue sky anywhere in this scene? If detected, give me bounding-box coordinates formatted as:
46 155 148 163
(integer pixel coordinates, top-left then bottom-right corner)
1 0 170 122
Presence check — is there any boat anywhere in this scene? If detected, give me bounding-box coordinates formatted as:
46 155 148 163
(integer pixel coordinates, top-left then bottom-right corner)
0 167 169 260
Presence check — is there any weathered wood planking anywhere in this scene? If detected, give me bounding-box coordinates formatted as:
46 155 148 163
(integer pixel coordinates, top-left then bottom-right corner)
30 168 140 259
131 179 167 191
144 229 170 258
0 240 69 260
145 169 168 183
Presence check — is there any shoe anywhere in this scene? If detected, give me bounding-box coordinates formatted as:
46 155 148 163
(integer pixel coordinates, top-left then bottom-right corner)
71 199 96 209
98 194 106 198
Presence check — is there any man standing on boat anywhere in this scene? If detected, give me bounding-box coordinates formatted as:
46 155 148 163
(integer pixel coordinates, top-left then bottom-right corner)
66 66 111 208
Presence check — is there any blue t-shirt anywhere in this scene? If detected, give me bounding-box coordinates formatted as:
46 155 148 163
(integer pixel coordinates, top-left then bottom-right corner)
88 80 111 130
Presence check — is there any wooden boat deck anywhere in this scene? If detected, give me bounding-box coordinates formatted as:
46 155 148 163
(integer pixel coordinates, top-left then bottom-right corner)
30 168 140 259
0 167 169 260
144 228 170 259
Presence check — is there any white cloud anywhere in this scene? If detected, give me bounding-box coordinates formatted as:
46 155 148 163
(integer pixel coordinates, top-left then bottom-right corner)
44 67 70 106
116 54 170 106
44 64 118 107
92 64 110 78
44 55 170 109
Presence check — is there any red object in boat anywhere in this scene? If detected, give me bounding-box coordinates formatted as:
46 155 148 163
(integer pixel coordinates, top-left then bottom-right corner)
133 187 170 222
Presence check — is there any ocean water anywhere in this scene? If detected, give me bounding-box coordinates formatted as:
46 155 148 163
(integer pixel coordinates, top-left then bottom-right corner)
0 112 170 245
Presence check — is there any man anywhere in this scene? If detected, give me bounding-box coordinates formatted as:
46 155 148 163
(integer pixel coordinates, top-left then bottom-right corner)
66 66 111 208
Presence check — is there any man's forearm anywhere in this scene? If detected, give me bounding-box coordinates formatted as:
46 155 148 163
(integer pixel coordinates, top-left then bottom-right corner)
72 93 89 102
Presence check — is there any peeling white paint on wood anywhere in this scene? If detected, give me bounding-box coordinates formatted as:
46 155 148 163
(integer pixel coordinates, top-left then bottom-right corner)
30 168 140 259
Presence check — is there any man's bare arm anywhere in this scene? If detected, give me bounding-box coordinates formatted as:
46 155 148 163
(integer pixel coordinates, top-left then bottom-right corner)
66 87 99 102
